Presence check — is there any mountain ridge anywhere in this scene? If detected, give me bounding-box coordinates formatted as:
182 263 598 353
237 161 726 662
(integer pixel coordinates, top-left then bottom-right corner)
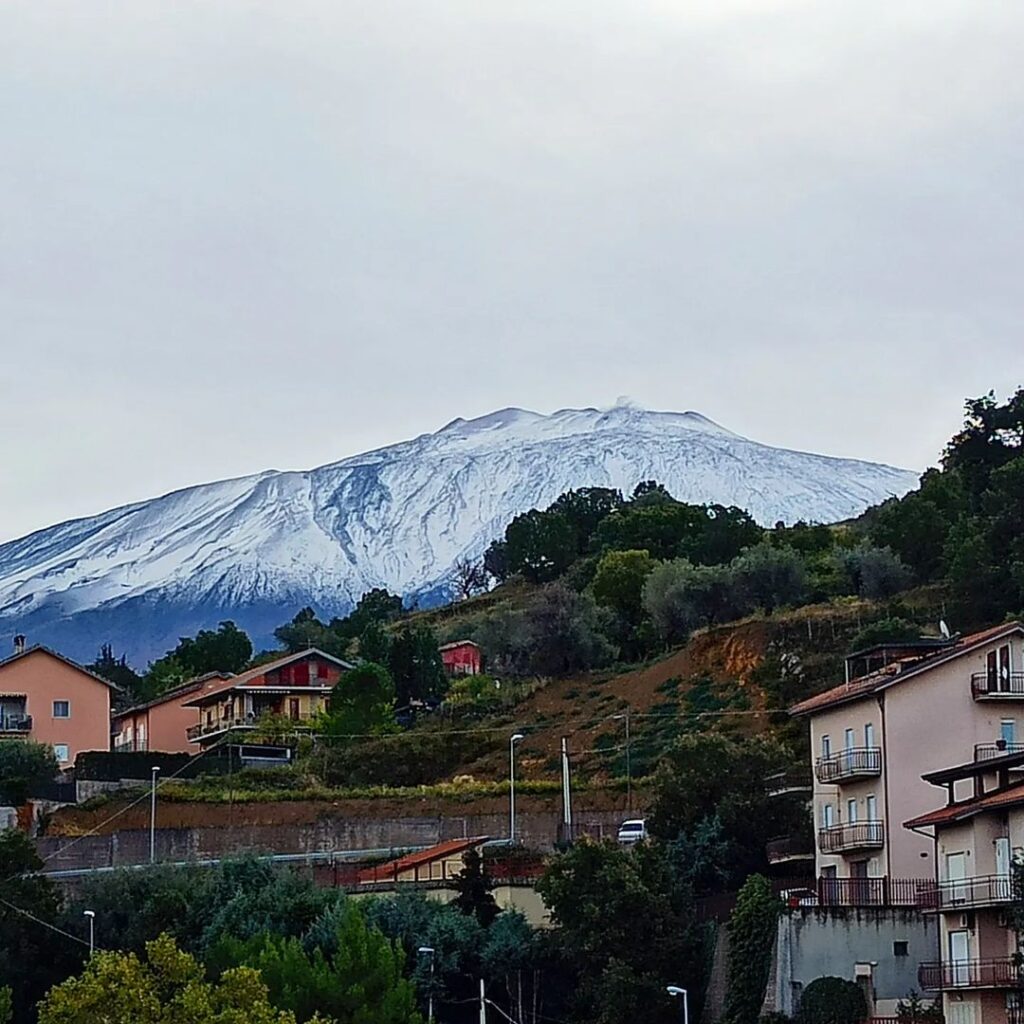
0 405 918 663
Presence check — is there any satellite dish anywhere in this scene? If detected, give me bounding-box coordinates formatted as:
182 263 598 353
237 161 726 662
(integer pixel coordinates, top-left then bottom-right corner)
940 620 951 639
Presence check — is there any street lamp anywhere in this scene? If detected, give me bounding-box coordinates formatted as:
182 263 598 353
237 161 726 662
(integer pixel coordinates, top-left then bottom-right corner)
509 733 525 844
150 766 161 864
667 986 689 1024
612 709 632 812
83 910 95 954
417 946 435 1023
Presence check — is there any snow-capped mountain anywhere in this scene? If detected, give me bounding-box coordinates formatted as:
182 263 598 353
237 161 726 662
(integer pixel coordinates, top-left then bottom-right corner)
0 405 918 664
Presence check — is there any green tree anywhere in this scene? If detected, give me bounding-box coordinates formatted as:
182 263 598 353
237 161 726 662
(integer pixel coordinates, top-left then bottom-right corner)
0 987 11 1024
37 934 313 1024
648 735 807 886
594 504 707 561
548 487 624 553
323 662 396 737
0 740 58 805
795 977 866 1024
642 559 748 642
536 840 708 1024
942 387 1024 504
520 584 616 676
591 549 658 626
387 625 446 705
722 876 781 1024
144 622 253 696
504 509 578 583
87 644 143 705
731 542 807 615
451 848 499 928
0 831 74 1024
848 618 920 652
483 540 509 582
214 903 419 1024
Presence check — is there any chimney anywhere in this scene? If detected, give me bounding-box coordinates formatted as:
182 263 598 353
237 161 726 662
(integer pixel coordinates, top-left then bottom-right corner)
13 634 26 655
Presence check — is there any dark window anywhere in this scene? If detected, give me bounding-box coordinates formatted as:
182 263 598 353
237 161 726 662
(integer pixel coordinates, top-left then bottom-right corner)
893 941 909 957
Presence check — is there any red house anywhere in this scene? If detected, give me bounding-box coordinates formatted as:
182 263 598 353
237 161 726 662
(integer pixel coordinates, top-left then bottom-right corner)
440 640 482 677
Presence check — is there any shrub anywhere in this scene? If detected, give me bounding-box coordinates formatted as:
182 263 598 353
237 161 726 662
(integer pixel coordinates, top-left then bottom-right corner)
0 741 57 806
723 875 781 1024
797 976 866 1024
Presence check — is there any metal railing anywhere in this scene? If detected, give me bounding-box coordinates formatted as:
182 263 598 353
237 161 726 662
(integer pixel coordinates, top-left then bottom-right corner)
816 875 932 907
814 747 882 783
918 957 1020 990
818 821 885 853
919 873 1012 910
0 713 32 732
975 742 1024 761
972 672 1024 699
765 770 813 796
766 836 815 864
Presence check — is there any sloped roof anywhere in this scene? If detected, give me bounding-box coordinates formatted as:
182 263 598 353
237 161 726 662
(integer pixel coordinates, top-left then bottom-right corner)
180 648 354 707
0 644 121 691
357 837 488 882
439 640 481 652
904 781 1024 830
789 622 1024 717
112 672 234 719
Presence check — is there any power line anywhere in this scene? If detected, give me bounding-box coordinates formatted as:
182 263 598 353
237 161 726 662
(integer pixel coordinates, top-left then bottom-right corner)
0 894 91 948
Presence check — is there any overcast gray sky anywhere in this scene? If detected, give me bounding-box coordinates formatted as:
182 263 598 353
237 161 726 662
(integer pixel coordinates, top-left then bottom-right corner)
1 0 1022 543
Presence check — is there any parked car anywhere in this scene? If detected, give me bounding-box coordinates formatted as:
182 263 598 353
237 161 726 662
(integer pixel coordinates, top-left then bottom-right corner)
617 819 647 845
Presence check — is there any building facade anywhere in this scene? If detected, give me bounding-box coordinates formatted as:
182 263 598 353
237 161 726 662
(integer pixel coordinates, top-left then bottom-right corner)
440 640 482 677
0 642 116 766
790 623 1024 883
182 649 352 747
112 672 232 754
905 752 1024 1024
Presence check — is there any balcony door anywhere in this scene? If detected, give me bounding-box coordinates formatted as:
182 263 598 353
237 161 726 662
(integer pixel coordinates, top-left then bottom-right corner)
996 837 1011 900
949 929 970 987
946 852 967 905
947 1003 976 1024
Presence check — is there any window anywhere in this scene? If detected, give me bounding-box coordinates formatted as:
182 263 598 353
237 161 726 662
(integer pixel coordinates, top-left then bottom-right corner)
847 798 858 823
52 700 70 718
309 661 319 681
53 744 69 763
821 734 831 758
866 794 878 821
864 722 875 748
844 728 855 750
1002 720 1016 746
893 941 909 957
822 803 835 828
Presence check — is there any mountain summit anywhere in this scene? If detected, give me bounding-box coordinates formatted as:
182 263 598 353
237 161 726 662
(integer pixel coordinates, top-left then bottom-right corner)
0 406 917 662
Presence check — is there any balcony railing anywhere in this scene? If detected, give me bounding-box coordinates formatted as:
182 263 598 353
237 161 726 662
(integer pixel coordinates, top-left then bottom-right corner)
818 821 885 854
919 873 1012 910
0 713 32 733
814 747 882 783
975 742 1024 761
817 875 932 907
766 836 815 865
918 958 1020 991
765 770 813 797
187 713 316 741
972 672 1024 699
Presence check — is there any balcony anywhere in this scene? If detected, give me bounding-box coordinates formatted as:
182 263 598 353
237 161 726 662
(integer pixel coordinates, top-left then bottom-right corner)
975 742 1024 761
818 821 885 854
814 747 882 784
766 835 815 866
918 958 1020 991
0 713 32 733
919 873 1012 911
186 714 316 742
765 770 813 797
972 672 1024 700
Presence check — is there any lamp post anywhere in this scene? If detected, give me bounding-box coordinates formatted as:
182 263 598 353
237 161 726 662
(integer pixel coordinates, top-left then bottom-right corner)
667 986 689 1024
509 733 524 844
417 946 435 1023
149 766 160 864
612 709 632 813
83 910 95 954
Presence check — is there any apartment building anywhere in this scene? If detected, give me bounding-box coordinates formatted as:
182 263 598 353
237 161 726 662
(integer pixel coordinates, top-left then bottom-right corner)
182 648 353 747
0 638 116 766
790 622 1024 883
905 752 1024 1024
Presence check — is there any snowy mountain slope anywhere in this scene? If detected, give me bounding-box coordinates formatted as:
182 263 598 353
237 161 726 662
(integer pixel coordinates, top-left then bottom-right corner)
0 406 918 663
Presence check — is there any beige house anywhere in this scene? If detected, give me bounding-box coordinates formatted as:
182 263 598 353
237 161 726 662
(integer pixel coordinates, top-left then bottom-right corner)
905 752 1024 1024
790 622 1024 884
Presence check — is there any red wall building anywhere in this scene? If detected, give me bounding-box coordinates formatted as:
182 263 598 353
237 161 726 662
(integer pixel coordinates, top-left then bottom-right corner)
439 640 482 677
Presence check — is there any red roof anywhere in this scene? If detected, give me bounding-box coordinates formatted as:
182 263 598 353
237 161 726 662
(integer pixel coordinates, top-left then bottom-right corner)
439 640 481 652
789 622 1024 717
180 648 354 707
357 837 488 883
904 781 1024 830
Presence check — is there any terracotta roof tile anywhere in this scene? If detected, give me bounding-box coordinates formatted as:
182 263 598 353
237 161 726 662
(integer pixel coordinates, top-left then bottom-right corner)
357 837 488 882
904 782 1024 830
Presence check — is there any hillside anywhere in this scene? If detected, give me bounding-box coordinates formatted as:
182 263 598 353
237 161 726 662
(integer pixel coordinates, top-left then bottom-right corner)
0 404 916 662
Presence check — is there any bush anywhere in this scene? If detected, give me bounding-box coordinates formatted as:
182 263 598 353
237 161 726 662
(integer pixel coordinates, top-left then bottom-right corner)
797 976 866 1024
0 741 57 806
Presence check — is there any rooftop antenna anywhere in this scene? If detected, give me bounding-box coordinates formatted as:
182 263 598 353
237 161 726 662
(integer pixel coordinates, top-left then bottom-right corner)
939 620 951 640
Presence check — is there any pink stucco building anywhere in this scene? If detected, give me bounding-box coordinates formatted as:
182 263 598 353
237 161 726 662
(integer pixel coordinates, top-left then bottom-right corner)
0 640 116 766
790 621 1024 883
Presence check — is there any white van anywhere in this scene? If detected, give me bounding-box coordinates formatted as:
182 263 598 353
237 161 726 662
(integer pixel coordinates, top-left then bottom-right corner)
617 819 647 845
